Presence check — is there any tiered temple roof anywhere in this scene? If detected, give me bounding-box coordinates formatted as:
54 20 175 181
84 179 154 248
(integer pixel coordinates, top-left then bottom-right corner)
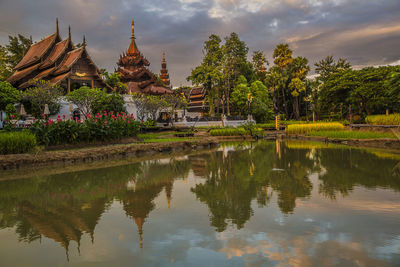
188 86 208 113
116 20 172 95
159 50 171 88
7 19 109 91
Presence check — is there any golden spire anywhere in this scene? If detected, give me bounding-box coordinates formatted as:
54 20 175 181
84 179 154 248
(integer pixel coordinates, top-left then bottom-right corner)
162 49 166 64
131 19 135 39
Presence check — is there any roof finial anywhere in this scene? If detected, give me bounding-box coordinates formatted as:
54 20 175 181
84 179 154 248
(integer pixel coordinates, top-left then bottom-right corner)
56 18 59 35
131 19 135 39
162 49 166 64
68 25 71 39
30 35 33 45
83 35 86 47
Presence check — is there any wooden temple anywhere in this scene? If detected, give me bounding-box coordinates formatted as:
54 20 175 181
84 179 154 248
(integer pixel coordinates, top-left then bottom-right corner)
115 20 172 95
187 86 208 113
159 50 171 88
7 19 109 92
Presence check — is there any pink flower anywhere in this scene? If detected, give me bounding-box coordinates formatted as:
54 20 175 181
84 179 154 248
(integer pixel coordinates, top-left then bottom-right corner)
57 119 62 122
10 115 14 119
77 119 81 123
33 118 36 121
63 115 66 119
70 116 73 120
57 115 61 118
44 122 47 126
94 119 98 123
87 114 91 118
104 121 108 125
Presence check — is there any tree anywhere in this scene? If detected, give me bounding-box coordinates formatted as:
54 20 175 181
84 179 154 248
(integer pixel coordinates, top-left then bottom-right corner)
222 32 250 115
66 86 106 118
249 80 273 122
231 75 251 116
315 56 351 83
0 81 20 111
187 34 224 115
164 94 187 125
131 93 168 121
22 80 63 117
102 71 128 94
0 47 12 81
0 34 31 80
92 93 126 115
252 50 268 81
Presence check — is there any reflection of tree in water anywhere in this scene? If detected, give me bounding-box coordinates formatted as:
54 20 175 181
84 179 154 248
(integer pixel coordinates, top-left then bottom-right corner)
0 157 191 257
190 142 315 232
316 148 400 199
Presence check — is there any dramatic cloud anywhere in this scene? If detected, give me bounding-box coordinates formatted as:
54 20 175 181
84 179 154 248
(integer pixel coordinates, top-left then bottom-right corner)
1 0 399 86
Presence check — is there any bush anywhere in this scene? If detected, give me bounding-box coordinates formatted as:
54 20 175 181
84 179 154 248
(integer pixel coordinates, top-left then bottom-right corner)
286 122 344 134
30 111 140 146
365 114 400 125
0 131 37 154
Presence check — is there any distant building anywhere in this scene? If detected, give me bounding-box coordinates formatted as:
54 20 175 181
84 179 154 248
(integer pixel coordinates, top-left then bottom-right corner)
115 20 172 95
187 86 208 115
7 19 109 92
159 50 171 88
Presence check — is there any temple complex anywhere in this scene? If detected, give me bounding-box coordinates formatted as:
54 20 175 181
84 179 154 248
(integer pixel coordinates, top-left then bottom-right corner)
7 19 109 92
116 20 172 95
159 50 171 88
187 86 208 114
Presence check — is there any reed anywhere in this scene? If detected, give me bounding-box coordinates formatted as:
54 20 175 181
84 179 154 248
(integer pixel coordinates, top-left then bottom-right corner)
0 131 38 154
210 128 247 136
286 122 344 134
307 130 396 139
365 114 400 125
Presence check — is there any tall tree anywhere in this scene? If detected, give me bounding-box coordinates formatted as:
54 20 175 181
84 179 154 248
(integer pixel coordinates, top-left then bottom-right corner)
252 51 268 82
222 32 250 115
315 56 351 83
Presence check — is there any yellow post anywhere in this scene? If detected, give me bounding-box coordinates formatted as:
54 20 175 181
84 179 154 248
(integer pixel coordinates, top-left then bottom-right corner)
386 109 389 116
275 115 280 130
313 111 315 123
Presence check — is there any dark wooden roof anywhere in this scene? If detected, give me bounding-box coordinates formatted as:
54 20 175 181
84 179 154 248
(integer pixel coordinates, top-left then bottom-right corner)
53 48 83 75
14 33 59 70
40 38 70 69
7 63 40 83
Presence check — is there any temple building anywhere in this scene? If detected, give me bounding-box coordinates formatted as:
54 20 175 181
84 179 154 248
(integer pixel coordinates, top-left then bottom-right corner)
116 20 172 95
159 50 171 88
7 19 109 92
187 86 208 114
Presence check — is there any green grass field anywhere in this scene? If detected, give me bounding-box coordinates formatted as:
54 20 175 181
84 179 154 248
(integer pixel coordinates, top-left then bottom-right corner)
307 130 397 139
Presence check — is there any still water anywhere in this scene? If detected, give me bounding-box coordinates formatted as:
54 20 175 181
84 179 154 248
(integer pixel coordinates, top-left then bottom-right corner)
0 140 399 266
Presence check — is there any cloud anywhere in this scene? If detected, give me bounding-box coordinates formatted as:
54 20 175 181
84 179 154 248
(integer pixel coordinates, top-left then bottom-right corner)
0 0 399 86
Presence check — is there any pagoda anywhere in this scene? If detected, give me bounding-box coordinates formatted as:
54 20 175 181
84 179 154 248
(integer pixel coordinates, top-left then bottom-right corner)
159 50 171 88
116 20 172 95
7 19 109 92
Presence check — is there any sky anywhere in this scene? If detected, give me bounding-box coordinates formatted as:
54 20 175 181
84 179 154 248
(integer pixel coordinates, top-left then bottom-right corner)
0 0 399 87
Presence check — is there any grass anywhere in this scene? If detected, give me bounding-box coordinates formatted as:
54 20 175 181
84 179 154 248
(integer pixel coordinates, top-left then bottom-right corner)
141 138 195 143
307 130 397 139
0 131 38 154
286 122 344 134
365 114 400 125
138 131 176 139
210 128 247 136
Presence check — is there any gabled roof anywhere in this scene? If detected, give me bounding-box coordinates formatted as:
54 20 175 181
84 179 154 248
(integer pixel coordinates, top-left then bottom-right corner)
40 38 71 69
14 33 59 70
51 72 71 85
7 63 41 83
53 48 84 75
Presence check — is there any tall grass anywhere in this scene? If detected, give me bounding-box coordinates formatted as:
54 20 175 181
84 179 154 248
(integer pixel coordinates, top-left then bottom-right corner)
210 128 247 136
286 122 344 134
365 114 400 125
0 131 38 154
307 130 396 139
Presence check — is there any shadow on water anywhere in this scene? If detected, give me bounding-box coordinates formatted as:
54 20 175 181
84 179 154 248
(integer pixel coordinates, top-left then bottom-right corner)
0 140 399 261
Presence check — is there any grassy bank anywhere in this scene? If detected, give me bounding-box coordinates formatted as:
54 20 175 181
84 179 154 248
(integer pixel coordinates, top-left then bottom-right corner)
307 130 397 139
0 131 38 154
286 122 344 134
365 114 400 125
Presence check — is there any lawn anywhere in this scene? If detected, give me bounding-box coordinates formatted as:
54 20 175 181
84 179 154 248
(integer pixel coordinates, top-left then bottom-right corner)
307 130 397 139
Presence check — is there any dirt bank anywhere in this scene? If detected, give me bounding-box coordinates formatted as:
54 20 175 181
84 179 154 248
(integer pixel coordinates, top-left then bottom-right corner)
0 138 219 170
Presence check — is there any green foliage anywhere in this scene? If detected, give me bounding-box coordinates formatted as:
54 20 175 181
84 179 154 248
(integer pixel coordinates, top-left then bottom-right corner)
307 130 396 139
5 103 18 120
92 93 126 115
286 122 344 134
22 80 62 117
0 81 20 110
66 86 106 118
252 50 268 81
314 56 351 83
0 34 31 80
0 131 37 154
365 114 400 125
30 111 140 146
131 93 168 121
102 72 127 94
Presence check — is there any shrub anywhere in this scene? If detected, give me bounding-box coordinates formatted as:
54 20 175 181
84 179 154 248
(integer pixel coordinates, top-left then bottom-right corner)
0 131 37 154
286 122 344 134
365 114 400 125
30 111 140 146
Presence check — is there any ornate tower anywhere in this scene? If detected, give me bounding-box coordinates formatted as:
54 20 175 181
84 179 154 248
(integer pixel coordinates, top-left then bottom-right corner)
159 49 171 88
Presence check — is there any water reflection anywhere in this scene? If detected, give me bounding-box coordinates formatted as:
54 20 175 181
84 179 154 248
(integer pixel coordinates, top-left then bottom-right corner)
0 140 399 265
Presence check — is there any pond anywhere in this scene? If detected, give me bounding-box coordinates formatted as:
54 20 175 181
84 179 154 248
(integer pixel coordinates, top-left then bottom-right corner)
0 140 399 266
